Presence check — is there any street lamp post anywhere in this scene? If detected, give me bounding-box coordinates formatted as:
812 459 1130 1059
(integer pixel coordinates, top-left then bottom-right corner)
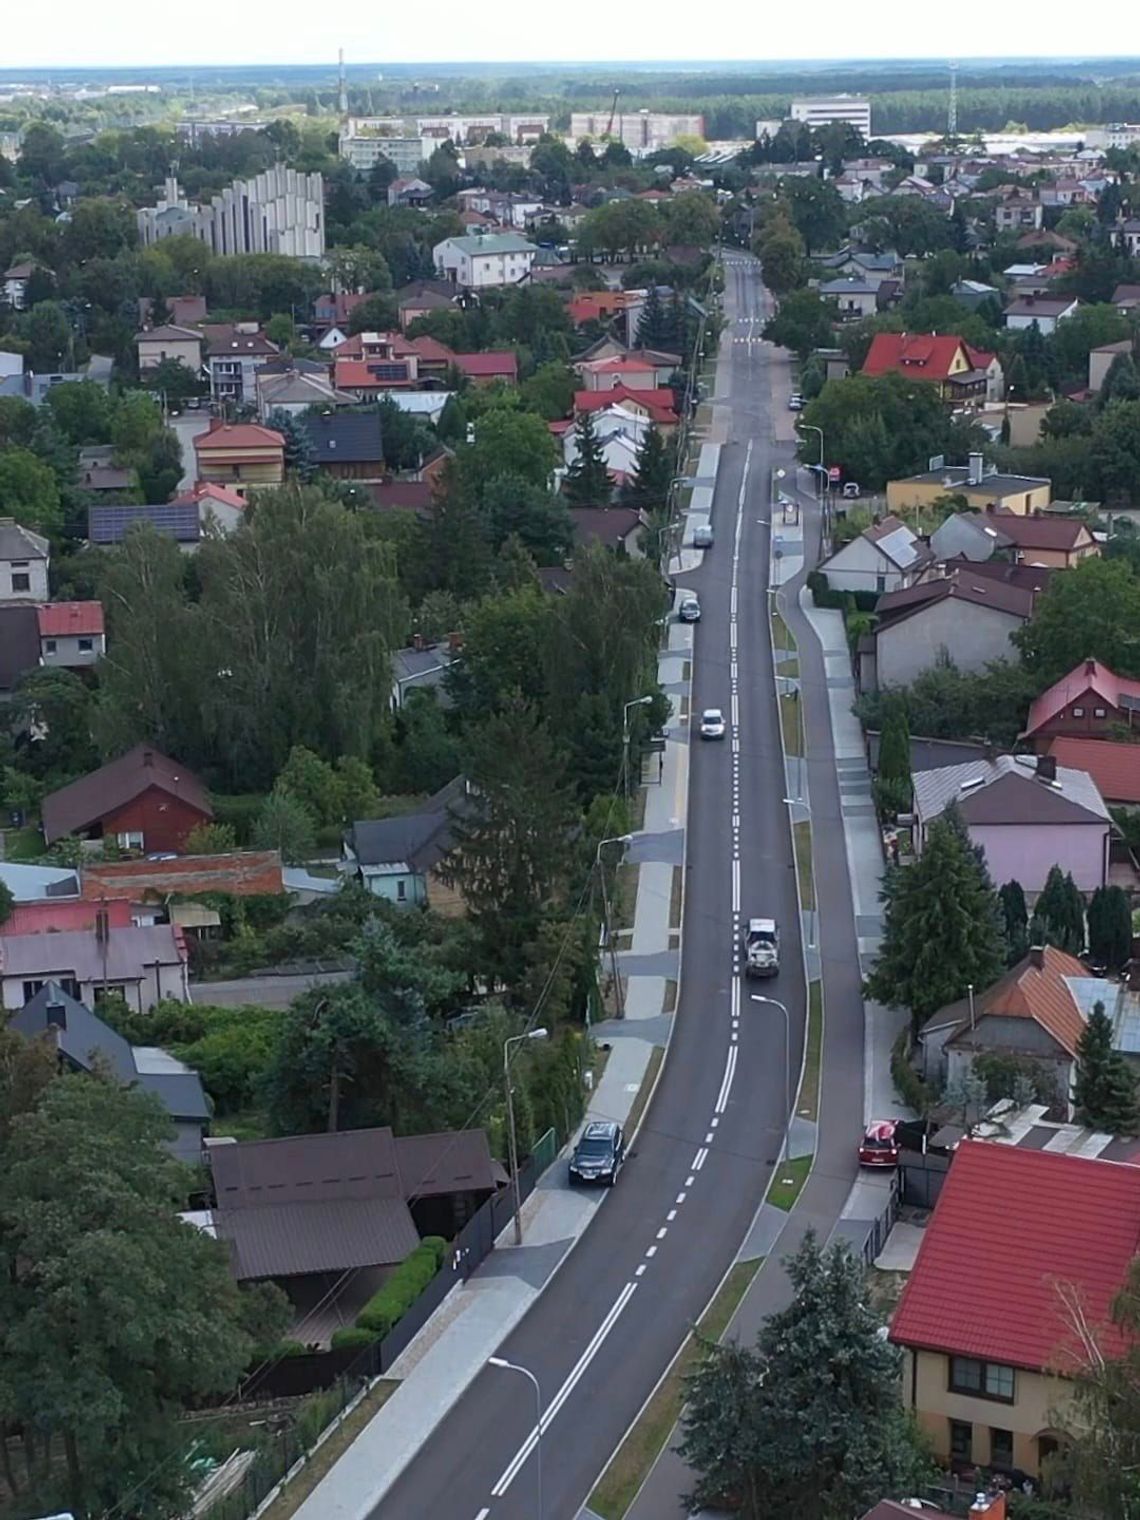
503 1028 549 1246
796 421 827 534
782 797 814 949
750 994 793 1161
596 834 633 1022
622 694 654 801
488 1357 543 1519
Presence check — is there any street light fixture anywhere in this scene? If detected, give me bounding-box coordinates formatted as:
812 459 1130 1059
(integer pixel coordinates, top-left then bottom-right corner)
503 1028 549 1246
750 994 793 1161
488 1356 543 1519
595 835 633 1023
622 695 655 801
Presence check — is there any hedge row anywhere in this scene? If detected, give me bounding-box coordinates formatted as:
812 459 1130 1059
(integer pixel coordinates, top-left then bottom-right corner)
806 570 879 614
353 1236 448 1340
891 1027 931 1116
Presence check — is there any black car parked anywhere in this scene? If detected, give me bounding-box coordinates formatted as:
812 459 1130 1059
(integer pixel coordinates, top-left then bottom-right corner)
569 1120 625 1186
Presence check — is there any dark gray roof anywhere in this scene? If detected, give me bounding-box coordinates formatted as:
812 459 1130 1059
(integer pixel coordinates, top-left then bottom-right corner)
347 775 471 873
42 742 211 843
867 731 997 774
914 755 1111 828
11 982 210 1123
88 501 201 545
299 410 384 465
395 1129 498 1198
0 517 49 560
0 605 40 693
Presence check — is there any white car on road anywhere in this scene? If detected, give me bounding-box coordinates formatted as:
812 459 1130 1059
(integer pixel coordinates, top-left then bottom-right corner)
699 708 726 740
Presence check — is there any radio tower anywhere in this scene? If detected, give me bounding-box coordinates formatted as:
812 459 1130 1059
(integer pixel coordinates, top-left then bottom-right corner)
338 48 348 122
947 60 959 142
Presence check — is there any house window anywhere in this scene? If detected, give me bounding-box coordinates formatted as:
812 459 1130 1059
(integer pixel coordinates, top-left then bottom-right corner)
44 639 57 653
396 879 407 902
11 572 30 592
949 1355 1016 1403
876 574 886 592
1094 707 1107 718
22 980 45 1003
1072 706 1085 717
949 1420 973 1463
990 1427 1014 1468
78 638 93 653
116 830 145 850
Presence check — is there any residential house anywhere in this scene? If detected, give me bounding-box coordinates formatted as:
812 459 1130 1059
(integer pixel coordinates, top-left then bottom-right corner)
299 412 385 481
199 322 280 406
1089 338 1135 392
257 368 352 420
79 850 285 921
994 187 1044 233
574 386 679 431
37 601 105 668
387 176 433 209
0 862 80 904
859 571 1034 693
451 350 518 387
395 280 458 331
0 355 114 407
567 290 639 328
343 775 472 912
10 981 209 1161
891 1141 1140 1476
887 458 1051 518
403 333 456 384
862 332 999 404
818 276 879 321
381 391 455 426
1016 229 1078 258
1005 295 1080 334
2 262 38 309
390 640 458 711
818 515 932 595
1023 659 1140 749
312 291 368 334
622 347 682 385
918 946 1087 1109
88 500 202 549
138 295 208 328
929 512 1016 563
1041 737 1140 809
1112 218 1140 258
169 481 247 536
0 925 190 1013
950 278 1001 311
433 232 537 289
561 405 650 490
193 420 285 495
1110 282 1140 314
569 506 644 556
0 518 49 602
333 332 421 396
134 324 204 376
986 509 1098 569
863 1497 1006 1520
41 743 213 853
77 445 136 496
911 752 1112 894
575 356 661 393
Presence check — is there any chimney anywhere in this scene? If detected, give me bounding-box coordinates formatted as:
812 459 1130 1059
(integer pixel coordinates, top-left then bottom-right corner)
970 1494 1007 1520
1036 754 1057 782
412 632 424 652
968 451 985 486
1086 657 1097 675
141 748 154 768
1028 944 1045 970
45 992 67 1031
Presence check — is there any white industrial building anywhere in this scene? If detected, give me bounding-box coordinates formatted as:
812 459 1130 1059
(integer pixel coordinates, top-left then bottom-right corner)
136 167 324 259
789 95 872 138
570 111 705 151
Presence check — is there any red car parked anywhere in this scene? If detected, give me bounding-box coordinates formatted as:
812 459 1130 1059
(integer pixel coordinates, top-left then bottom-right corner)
858 1120 900 1168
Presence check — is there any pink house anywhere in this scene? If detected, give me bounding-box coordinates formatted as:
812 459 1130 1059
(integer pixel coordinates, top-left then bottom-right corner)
911 752 1112 895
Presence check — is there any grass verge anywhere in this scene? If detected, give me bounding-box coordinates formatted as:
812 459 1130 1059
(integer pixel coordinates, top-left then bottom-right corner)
663 979 678 1014
767 1154 812 1211
800 980 823 1122
669 866 683 930
771 609 795 653
2 825 44 861
779 692 801 757
793 820 814 912
588 1257 763 1520
614 860 639 932
626 1045 664 1139
257 1379 400 1520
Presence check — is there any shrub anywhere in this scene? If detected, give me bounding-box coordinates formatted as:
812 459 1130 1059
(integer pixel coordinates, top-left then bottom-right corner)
355 1242 443 1338
806 570 878 613
420 1235 448 1267
891 1027 931 1115
210 793 269 845
330 1326 380 1351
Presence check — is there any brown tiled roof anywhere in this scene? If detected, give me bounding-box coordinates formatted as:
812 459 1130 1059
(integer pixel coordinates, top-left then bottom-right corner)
939 555 1053 594
80 850 284 901
395 1130 499 1198
214 1197 419 1280
1046 737 1140 805
41 744 212 844
941 945 1087 1058
876 571 1034 626
990 510 1095 552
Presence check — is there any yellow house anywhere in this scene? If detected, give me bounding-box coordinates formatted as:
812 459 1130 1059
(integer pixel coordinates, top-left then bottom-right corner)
887 456 1051 518
134 324 204 375
891 1140 1140 1479
193 420 285 496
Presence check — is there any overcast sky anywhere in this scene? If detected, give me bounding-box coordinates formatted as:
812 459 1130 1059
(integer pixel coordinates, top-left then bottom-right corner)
7 2 1139 71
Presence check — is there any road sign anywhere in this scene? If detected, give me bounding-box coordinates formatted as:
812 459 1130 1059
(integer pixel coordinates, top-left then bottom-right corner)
828 466 841 484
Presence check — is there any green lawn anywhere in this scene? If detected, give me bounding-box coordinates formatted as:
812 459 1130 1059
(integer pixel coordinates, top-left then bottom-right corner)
779 692 802 757
2 826 45 862
793 820 814 912
800 981 823 1122
767 1154 812 1211
587 1257 762 1519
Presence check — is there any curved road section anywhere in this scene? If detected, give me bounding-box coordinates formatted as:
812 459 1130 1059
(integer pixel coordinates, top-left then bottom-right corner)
372 256 810 1520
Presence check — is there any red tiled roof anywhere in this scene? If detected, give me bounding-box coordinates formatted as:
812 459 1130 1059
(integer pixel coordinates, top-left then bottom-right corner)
4 898 133 936
406 334 457 364
972 945 1087 1057
583 357 657 375
334 358 413 390
194 423 284 453
890 1141 1140 1372
568 292 635 324
453 351 517 380
36 601 104 638
862 331 976 383
1024 659 1140 737
574 386 678 425
1046 737 1140 805
80 850 285 901
173 481 247 511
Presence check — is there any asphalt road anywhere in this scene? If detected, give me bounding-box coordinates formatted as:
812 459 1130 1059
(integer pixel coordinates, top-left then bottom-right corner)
371 254 808 1520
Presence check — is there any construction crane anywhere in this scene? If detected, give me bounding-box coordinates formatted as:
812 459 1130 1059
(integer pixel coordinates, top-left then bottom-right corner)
606 88 621 139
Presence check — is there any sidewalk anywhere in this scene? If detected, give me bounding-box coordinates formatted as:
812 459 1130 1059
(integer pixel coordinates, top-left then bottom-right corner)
288 479 715 1520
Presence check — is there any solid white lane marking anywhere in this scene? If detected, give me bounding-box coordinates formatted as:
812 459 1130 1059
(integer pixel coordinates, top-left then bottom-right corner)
491 1282 638 1496
715 1045 738 1114
731 858 740 912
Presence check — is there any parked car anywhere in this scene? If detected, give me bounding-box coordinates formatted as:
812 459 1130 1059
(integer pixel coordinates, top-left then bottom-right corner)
679 596 701 623
693 523 714 548
788 394 804 411
569 1120 625 1186
842 481 861 499
699 708 726 739
743 917 779 978
858 1120 899 1167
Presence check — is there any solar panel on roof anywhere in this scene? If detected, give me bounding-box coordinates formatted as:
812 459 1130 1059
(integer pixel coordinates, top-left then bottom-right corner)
89 504 200 544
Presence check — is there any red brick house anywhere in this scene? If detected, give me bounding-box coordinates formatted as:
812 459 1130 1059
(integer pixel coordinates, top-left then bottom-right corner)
40 745 213 854
1022 658 1140 749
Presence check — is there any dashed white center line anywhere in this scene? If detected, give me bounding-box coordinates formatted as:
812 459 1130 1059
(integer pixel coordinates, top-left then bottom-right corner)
676 1191 687 1204
656 1226 668 1240
635 1263 646 1277
667 1209 677 1222
646 1245 657 1258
